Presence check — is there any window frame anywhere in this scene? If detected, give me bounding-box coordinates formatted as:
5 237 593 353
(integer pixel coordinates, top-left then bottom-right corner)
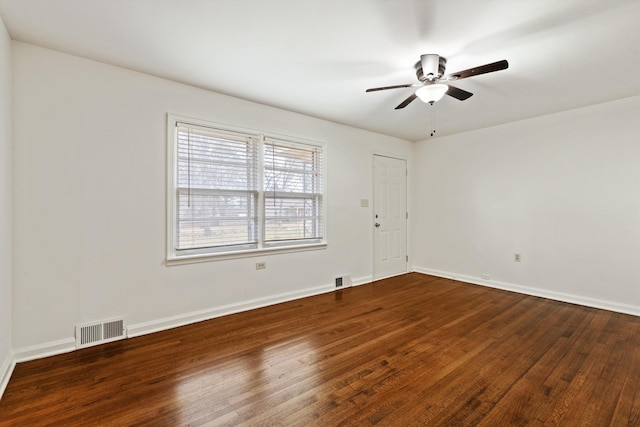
262 137 324 247
166 114 327 264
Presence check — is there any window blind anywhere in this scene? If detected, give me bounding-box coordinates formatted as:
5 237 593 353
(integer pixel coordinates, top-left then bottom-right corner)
263 138 324 243
176 123 259 251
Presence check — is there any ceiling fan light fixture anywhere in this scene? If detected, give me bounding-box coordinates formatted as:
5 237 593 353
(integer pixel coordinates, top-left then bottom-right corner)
416 84 449 104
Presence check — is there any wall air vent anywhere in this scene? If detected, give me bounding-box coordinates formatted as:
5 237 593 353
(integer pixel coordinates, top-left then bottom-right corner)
335 274 352 288
75 317 126 349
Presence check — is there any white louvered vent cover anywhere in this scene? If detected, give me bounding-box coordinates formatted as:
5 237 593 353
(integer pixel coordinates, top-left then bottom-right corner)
75 317 126 349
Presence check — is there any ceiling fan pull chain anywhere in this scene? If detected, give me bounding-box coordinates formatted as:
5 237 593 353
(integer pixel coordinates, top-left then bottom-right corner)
434 105 436 136
430 104 437 137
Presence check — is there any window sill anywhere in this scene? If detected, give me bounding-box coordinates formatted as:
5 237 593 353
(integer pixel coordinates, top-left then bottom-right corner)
165 242 327 266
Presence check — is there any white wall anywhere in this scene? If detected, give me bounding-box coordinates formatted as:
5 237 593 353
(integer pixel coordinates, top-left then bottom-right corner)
11 42 412 353
0 14 13 395
413 96 640 314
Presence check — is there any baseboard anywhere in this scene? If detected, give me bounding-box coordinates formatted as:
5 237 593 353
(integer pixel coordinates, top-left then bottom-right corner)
13 338 76 363
0 350 16 400
351 271 414 286
7 275 376 367
128 282 340 338
412 266 640 317
351 275 372 287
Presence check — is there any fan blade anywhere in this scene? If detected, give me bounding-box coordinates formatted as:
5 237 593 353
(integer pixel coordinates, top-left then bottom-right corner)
446 85 473 101
366 83 417 92
444 59 508 81
395 93 417 109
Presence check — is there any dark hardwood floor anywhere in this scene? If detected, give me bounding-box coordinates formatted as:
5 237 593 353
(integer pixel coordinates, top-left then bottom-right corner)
1 273 639 426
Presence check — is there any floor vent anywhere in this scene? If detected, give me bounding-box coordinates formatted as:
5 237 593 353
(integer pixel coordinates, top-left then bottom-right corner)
76 317 126 349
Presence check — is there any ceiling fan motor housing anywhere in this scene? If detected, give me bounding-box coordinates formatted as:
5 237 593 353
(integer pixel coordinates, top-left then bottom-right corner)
416 54 447 82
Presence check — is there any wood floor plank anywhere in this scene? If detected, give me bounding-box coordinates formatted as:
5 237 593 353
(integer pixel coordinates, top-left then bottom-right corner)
1 273 638 426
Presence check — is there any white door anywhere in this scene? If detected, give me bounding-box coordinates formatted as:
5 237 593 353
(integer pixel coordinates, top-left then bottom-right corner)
373 155 407 280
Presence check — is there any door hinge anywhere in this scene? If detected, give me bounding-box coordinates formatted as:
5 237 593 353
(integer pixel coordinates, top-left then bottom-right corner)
406 212 408 219
406 255 408 262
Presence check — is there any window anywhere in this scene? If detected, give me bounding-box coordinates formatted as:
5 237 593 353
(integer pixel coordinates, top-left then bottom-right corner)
167 115 325 261
264 138 323 245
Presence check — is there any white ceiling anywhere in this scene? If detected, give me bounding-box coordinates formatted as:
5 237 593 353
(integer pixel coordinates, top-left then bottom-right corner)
0 0 638 141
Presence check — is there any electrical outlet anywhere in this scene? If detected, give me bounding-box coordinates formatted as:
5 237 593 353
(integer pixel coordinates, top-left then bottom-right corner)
514 253 521 263
256 262 266 270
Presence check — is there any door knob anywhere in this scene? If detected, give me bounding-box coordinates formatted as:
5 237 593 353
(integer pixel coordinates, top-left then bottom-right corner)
375 223 381 228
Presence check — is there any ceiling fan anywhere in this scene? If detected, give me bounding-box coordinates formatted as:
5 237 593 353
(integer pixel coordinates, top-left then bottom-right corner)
366 54 509 109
